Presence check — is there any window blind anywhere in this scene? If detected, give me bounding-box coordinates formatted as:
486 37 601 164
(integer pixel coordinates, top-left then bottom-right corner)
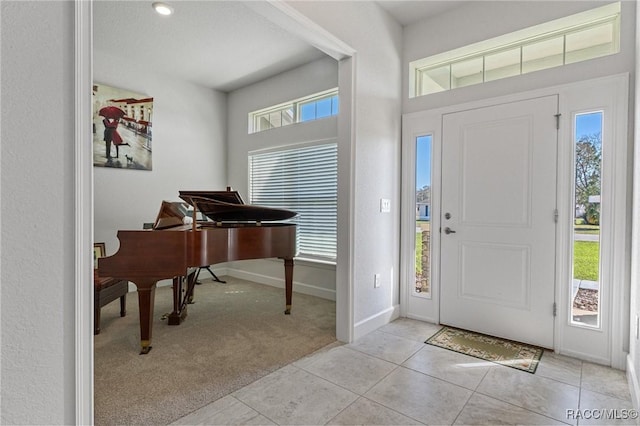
249 142 337 261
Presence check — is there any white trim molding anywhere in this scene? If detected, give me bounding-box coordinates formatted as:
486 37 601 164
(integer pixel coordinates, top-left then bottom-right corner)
336 55 356 343
555 73 629 369
627 354 640 410
400 111 442 324
225 267 337 301
75 0 93 424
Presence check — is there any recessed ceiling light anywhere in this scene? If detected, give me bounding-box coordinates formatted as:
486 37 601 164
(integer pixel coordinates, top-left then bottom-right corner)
152 2 174 16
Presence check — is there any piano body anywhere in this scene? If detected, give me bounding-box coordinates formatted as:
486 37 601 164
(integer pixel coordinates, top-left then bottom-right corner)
98 188 297 354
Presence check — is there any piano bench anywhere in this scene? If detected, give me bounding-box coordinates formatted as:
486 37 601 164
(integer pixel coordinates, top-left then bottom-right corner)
94 274 128 335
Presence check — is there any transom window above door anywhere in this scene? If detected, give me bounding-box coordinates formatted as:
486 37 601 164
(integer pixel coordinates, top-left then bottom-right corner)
409 2 620 98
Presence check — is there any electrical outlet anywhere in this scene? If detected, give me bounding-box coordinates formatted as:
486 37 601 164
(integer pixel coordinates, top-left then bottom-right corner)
374 273 381 288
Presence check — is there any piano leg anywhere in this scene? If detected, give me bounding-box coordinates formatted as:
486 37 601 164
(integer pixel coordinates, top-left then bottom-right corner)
284 258 293 315
167 276 187 325
136 280 157 354
167 271 196 324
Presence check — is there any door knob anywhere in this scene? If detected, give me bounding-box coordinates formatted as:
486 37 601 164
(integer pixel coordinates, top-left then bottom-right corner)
444 227 456 234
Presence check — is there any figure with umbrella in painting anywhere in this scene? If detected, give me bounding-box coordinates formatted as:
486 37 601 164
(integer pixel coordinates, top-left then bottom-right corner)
99 106 126 159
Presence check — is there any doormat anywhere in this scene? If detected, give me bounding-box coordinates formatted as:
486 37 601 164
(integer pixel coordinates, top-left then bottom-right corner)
425 326 544 373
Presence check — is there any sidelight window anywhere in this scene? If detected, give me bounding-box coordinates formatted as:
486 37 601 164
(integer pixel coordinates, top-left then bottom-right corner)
414 135 433 296
571 111 603 328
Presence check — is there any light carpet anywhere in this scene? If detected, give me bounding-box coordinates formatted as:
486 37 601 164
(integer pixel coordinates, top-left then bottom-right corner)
94 276 336 425
426 326 544 373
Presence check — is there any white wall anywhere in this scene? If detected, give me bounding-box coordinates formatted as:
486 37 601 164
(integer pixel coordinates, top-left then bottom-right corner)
285 1 403 337
226 57 338 299
93 50 227 257
1 1 75 423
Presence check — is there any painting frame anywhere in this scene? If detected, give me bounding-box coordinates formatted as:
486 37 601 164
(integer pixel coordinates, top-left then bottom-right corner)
93 242 106 269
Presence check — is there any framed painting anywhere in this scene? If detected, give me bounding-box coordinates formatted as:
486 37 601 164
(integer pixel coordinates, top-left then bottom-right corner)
93 242 106 269
92 83 153 170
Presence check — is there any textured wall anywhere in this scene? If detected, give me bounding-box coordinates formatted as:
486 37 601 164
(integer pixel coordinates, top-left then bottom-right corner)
1 1 75 423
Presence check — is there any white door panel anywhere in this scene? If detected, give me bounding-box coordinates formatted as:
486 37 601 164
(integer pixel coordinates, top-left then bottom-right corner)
459 242 530 308
440 96 558 348
459 118 532 227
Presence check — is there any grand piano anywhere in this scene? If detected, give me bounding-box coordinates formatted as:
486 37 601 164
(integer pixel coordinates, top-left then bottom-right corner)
98 188 297 354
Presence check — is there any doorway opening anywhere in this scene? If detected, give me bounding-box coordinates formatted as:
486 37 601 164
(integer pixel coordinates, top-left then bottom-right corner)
401 74 629 367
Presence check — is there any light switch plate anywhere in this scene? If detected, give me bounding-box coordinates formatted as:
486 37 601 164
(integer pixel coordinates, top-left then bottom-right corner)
380 198 391 213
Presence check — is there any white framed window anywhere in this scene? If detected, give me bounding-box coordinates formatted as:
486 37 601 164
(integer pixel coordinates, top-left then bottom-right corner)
555 75 628 368
414 134 433 298
249 141 338 262
249 89 339 134
570 111 603 329
410 2 620 98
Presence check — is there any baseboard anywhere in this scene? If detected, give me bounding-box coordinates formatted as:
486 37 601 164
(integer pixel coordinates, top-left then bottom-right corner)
225 267 336 301
557 348 612 367
353 305 400 341
405 313 439 325
627 354 640 411
124 267 336 303
125 267 228 292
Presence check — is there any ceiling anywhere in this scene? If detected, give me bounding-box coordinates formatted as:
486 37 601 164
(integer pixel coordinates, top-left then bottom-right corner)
93 1 466 92
377 0 470 26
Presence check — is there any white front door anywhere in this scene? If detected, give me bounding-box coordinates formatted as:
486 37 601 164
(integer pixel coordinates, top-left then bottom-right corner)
440 95 558 348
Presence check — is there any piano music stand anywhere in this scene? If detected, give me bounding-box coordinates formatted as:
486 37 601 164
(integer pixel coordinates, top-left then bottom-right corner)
194 266 226 284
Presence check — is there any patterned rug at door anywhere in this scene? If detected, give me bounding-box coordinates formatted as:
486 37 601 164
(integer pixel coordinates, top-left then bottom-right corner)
425 326 544 373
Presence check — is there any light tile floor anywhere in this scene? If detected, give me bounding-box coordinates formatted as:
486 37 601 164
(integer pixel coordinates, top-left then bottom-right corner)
172 318 635 425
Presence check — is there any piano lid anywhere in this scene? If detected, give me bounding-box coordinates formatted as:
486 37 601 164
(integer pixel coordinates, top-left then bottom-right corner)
179 189 244 205
178 188 297 223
